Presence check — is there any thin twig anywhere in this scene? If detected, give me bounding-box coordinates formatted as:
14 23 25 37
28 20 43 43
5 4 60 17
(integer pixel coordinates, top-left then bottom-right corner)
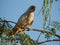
0 20 16 24
36 33 42 42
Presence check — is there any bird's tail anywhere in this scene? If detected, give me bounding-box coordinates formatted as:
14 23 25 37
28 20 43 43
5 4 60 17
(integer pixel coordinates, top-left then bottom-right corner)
8 25 24 36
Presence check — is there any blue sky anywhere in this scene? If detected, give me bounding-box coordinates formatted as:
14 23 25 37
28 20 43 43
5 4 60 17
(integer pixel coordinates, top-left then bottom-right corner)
0 0 60 45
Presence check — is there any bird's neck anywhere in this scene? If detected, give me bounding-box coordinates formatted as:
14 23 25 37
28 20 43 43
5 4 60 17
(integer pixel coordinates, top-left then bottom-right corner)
30 12 34 15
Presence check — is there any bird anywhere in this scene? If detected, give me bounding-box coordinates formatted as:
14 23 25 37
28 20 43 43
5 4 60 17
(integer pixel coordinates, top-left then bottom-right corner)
9 5 36 35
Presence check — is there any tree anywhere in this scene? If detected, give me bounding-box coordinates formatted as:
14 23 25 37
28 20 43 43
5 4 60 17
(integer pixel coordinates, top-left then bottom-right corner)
0 0 60 45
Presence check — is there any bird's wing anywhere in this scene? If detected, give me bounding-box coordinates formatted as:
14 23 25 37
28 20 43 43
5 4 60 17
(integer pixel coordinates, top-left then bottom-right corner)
17 13 28 25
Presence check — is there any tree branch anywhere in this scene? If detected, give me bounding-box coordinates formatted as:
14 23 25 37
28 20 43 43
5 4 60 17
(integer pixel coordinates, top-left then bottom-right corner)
3 37 60 44
38 39 60 44
0 20 60 38
28 28 60 38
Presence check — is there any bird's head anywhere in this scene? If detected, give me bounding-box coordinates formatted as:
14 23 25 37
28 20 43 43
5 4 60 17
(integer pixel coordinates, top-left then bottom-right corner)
28 5 36 12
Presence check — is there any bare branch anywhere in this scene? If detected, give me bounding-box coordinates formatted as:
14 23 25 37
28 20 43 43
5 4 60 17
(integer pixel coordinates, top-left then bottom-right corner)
38 39 60 44
28 28 60 38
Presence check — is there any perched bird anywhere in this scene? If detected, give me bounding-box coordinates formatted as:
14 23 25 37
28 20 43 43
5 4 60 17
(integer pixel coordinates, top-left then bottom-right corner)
9 5 36 35
17 5 35 29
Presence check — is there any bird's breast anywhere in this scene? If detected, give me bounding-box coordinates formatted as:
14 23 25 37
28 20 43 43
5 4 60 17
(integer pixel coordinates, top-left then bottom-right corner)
28 12 34 23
